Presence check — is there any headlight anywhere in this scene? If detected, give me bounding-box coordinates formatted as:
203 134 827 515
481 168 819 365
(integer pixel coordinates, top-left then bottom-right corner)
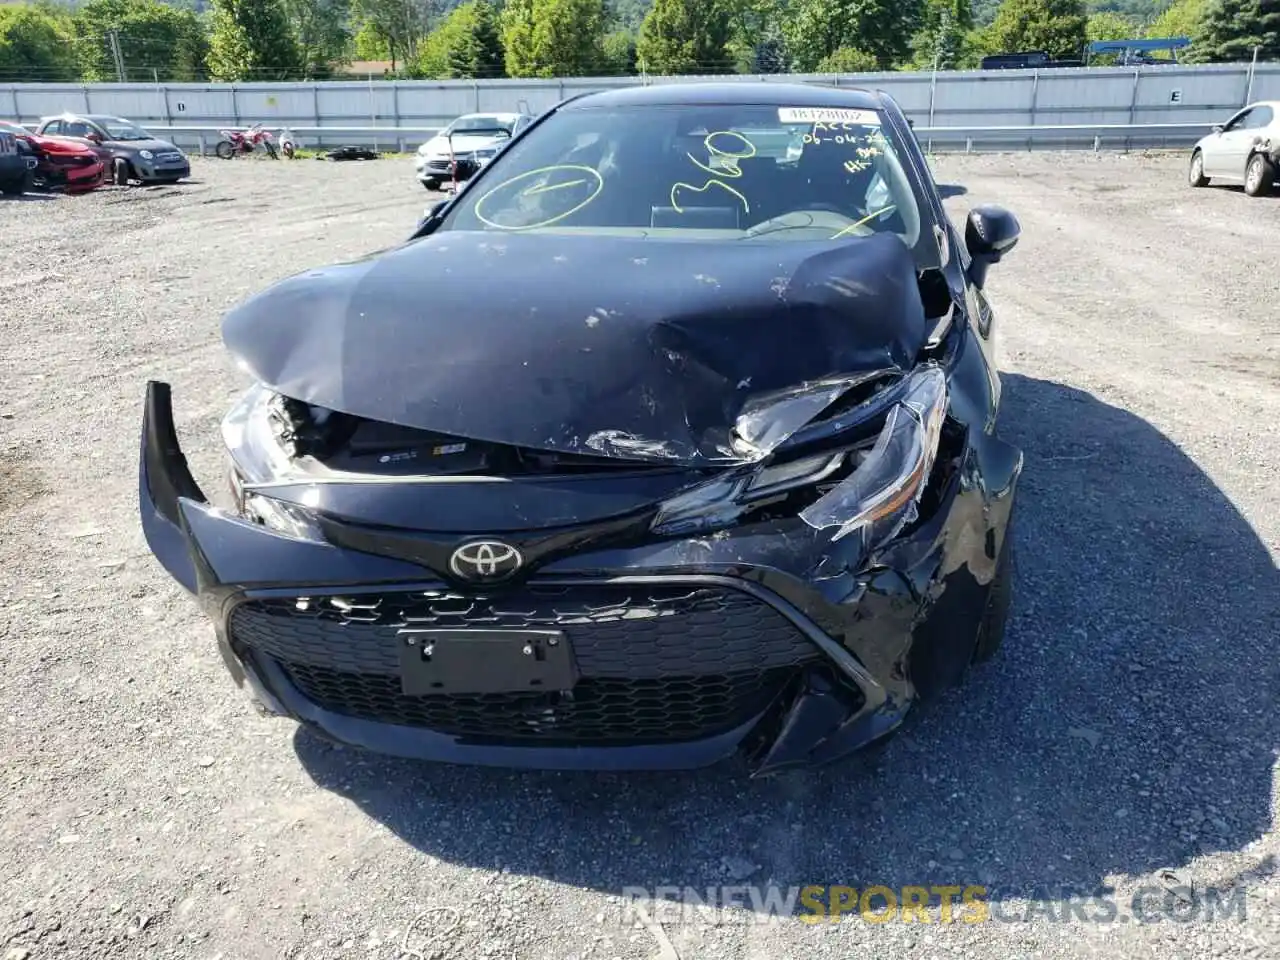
138 149 153 160
222 384 323 541
650 366 948 546
651 450 847 536
799 366 947 545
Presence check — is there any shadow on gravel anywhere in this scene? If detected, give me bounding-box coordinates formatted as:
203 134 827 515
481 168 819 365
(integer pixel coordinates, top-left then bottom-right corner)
296 372 1278 906
1 193 57 203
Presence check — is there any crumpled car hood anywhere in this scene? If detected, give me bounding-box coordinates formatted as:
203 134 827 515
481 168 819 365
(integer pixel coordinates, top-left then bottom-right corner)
222 229 927 466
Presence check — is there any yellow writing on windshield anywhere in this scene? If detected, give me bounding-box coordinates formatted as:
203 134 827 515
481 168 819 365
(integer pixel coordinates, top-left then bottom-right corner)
683 130 757 178
474 164 604 230
830 205 897 240
671 130 756 216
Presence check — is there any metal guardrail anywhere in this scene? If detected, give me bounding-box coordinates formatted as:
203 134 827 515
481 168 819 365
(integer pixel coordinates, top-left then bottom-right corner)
141 124 443 154
912 121 1215 152
20 121 1213 155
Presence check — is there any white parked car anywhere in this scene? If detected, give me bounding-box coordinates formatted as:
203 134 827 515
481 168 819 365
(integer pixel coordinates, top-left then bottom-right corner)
1188 100 1279 197
414 112 533 191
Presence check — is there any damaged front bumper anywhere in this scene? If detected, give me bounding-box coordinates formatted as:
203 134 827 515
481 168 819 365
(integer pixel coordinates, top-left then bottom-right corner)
140 381 1021 776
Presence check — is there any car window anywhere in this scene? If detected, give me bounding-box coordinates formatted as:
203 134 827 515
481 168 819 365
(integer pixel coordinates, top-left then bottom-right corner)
1223 110 1251 132
65 121 92 138
1245 106 1273 129
448 115 515 135
440 102 932 266
42 120 62 135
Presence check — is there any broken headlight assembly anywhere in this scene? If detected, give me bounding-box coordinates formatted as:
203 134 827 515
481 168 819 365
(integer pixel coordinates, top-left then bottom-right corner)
650 365 948 549
221 384 324 541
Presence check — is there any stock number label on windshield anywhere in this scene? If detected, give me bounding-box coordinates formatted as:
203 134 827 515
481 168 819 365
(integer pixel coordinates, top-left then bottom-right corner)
778 107 881 125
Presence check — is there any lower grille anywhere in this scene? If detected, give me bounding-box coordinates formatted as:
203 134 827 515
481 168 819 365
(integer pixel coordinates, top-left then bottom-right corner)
230 583 821 746
278 662 795 744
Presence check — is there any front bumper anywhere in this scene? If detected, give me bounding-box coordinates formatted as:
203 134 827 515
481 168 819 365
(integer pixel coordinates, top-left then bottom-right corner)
139 381 1020 774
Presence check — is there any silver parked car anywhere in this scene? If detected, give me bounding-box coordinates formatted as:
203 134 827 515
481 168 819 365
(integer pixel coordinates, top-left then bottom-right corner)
1189 100 1279 197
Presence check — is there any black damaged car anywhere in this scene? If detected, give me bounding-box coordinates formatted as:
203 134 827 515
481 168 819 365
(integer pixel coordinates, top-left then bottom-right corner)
140 82 1023 775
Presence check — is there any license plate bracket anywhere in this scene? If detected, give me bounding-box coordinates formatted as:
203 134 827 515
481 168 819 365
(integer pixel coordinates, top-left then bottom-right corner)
398 629 577 696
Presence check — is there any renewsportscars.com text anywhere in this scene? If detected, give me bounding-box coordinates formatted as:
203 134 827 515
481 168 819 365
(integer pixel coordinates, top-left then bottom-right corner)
620 884 1248 925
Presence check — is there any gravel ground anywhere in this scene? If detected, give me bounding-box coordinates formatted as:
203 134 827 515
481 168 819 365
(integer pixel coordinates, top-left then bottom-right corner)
1 151 1277 960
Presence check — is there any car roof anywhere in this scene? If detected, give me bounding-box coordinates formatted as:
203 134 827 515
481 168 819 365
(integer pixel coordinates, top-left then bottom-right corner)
563 82 887 111
454 112 521 120
39 113 131 123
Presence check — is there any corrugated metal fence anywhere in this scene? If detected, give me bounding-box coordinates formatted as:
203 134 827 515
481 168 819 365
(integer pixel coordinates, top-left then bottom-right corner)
4 62 1277 151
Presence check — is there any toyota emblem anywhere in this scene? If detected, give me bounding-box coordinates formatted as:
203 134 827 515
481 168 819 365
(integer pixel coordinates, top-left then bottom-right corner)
449 540 523 581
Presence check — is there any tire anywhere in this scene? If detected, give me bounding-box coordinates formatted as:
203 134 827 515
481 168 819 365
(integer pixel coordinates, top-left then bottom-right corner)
1244 152 1276 197
113 158 131 186
265 140 278 160
1 171 32 196
215 140 235 160
972 533 1015 664
282 143 296 159
1188 150 1209 188
422 179 440 191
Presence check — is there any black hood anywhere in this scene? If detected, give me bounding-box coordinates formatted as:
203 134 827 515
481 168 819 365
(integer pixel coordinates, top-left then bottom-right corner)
222 230 927 466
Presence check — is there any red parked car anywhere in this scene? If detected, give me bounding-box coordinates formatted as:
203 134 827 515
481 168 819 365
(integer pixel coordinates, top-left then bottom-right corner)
0 121 106 193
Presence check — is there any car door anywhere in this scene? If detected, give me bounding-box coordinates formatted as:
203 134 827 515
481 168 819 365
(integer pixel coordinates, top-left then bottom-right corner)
63 119 97 146
1204 108 1253 179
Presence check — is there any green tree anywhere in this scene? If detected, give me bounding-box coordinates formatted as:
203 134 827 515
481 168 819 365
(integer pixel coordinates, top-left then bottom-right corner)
501 0 607 77
911 0 974 67
982 0 1088 58
1087 10 1138 39
722 0 783 66
1190 0 1279 61
282 0 350 77
637 0 733 73
352 0 427 72
1145 0 1210 38
0 4 78 82
814 45 878 70
750 20 788 71
208 0 302 80
352 20 390 59
786 0 924 71
417 0 504 77
74 0 207 81
601 28 637 73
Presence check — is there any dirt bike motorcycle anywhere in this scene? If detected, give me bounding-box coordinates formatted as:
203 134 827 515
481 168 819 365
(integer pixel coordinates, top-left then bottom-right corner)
215 123 278 160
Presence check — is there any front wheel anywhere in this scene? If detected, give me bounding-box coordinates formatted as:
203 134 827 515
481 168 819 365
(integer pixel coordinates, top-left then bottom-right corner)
1188 150 1209 188
422 179 440 191
264 141 278 160
282 143 296 159
113 158 131 186
0 172 32 196
972 534 1015 664
215 140 235 160
1244 153 1276 197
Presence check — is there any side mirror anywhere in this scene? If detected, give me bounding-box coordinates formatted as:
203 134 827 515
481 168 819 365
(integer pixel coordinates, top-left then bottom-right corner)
86 132 103 143
965 205 1020 289
1212 124 1224 134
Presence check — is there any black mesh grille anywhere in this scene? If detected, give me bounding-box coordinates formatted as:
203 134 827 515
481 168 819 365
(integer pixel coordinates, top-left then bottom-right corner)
230 583 820 745
278 661 797 744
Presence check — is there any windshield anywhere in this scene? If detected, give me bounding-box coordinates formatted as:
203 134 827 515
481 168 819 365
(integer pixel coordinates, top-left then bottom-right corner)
440 103 932 263
103 119 151 140
447 116 514 135
0 121 23 134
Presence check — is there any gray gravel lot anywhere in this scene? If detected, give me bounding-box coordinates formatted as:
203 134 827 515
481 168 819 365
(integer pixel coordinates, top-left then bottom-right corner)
1 151 1277 960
